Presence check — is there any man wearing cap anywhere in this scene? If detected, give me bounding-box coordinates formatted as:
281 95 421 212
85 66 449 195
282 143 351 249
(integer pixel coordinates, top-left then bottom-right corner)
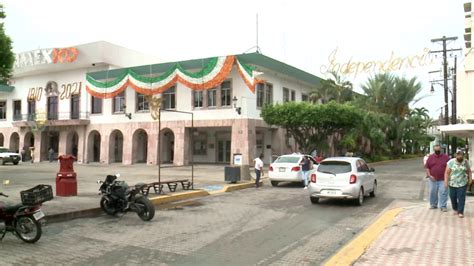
425 144 450 211
445 150 472 218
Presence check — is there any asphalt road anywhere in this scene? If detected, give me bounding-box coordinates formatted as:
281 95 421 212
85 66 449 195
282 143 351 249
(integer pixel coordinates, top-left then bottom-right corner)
0 158 426 265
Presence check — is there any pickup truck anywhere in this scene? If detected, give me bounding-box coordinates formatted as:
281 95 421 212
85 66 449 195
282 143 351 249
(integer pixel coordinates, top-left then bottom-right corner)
0 147 21 165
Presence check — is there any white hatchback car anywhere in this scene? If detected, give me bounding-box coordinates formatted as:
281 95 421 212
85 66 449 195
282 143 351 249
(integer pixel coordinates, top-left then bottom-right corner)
308 157 377 206
269 154 317 187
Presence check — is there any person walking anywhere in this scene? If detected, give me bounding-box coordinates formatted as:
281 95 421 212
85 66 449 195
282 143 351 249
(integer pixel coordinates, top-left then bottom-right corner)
20 147 26 162
425 144 450 211
30 147 35 163
300 156 312 189
445 150 472 218
48 147 55 163
254 153 264 188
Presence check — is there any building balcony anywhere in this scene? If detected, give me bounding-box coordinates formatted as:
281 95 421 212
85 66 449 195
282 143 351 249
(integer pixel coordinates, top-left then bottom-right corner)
12 112 90 127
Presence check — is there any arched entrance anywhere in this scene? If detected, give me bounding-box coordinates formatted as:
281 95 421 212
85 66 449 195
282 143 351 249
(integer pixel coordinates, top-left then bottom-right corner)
109 130 124 163
9 132 19 153
160 128 175 163
87 130 101 163
0 133 4 146
23 132 35 161
132 129 148 164
66 131 79 157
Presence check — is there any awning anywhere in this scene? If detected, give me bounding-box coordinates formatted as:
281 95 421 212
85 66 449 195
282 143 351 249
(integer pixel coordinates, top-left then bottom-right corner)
0 84 14 92
438 124 474 138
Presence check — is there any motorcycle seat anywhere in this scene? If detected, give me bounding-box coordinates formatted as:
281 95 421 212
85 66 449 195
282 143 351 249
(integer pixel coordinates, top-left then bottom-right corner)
4 204 23 214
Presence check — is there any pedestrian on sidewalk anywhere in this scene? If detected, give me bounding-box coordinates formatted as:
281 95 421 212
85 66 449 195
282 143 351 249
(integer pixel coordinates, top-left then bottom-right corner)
425 144 450 211
300 156 312 189
48 147 55 163
445 150 472 218
30 147 35 163
254 153 264 188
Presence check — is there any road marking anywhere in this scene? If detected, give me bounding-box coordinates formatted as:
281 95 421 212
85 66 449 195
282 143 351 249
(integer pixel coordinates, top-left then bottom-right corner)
324 207 403 266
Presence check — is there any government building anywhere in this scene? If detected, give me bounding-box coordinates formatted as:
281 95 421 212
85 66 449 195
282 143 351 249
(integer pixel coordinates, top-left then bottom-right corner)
0 41 322 166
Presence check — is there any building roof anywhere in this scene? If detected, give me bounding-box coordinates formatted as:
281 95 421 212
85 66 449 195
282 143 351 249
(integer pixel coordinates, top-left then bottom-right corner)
0 84 14 92
87 52 324 87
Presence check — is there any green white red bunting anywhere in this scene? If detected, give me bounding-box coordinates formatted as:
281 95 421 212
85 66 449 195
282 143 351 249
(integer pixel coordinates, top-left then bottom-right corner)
86 55 262 99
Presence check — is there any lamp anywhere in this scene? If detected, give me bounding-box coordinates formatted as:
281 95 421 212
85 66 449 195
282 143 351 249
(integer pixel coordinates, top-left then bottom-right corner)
430 84 435 94
122 104 132 120
232 96 241 115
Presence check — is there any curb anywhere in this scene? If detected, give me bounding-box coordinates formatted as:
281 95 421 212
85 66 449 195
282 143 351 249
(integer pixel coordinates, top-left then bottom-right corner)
323 207 404 266
45 181 260 223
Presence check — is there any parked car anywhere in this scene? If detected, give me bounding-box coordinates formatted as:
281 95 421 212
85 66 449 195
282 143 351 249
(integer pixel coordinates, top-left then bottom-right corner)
269 154 317 187
0 147 21 165
308 157 376 206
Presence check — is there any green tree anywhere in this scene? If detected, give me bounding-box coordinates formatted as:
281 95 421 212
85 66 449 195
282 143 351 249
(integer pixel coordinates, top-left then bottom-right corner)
261 101 362 155
0 4 14 85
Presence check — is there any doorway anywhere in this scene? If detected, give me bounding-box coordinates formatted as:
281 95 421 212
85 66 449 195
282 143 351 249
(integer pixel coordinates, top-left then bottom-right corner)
217 140 231 163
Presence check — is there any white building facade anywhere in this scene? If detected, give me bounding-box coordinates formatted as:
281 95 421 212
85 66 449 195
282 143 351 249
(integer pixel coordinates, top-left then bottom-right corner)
0 41 322 166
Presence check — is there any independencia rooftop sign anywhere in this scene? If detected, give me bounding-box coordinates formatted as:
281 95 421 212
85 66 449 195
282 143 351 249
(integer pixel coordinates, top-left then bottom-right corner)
14 47 79 69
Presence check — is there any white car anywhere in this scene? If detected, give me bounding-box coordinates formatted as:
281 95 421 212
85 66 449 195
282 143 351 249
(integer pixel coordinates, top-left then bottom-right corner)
269 154 317 187
308 157 377 206
0 147 21 165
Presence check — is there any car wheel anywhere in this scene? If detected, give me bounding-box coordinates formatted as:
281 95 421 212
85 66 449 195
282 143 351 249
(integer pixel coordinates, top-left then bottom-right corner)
13 161 19 165
270 181 279 187
370 181 377 197
356 188 364 206
310 197 319 204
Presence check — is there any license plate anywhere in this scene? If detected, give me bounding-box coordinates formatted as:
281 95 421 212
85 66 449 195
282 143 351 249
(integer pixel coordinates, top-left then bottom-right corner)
325 190 340 196
33 210 45 220
279 168 285 172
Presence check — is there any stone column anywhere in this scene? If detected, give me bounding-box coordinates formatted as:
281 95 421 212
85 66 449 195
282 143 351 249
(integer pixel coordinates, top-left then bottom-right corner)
231 119 256 166
77 127 86 164
58 130 68 156
122 125 132 165
100 131 109 164
173 123 187 166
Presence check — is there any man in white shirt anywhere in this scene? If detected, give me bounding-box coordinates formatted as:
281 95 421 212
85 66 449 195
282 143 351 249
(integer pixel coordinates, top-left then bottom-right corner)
254 153 264 188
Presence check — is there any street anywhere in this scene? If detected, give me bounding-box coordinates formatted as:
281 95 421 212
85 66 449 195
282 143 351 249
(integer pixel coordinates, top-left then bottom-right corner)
0 158 425 265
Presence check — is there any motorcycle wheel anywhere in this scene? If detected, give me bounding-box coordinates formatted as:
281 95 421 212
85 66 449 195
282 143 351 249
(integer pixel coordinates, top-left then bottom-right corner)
0 224 6 241
100 197 117 215
135 197 155 221
15 215 42 243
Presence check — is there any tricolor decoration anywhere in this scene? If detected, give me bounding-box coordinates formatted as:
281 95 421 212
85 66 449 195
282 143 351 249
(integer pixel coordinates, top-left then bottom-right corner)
86 56 262 99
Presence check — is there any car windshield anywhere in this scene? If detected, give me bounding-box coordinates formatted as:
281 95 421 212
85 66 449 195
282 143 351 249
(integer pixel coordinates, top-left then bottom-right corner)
318 161 352 174
274 156 301 164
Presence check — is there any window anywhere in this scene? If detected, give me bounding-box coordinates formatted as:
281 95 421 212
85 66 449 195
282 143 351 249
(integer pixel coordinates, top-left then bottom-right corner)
136 93 149 112
302 94 309 102
163 86 176 110
0 101 6 120
221 80 232 107
193 133 207 155
13 100 21 121
193 91 204 108
207 88 217 108
291 90 296 101
113 91 125 113
257 83 273 108
318 161 352 174
27 100 36 120
257 83 264 108
91 96 102 114
283 88 290 102
71 94 80 119
47 96 58 120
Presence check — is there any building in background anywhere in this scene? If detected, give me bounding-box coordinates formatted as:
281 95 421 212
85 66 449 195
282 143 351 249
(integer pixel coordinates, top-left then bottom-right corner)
0 41 323 165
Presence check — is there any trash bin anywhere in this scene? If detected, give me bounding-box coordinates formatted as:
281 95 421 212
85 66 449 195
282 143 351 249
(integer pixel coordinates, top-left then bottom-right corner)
225 166 241 183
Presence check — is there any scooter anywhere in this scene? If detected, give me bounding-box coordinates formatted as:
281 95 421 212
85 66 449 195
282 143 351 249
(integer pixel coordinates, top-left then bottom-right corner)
0 191 46 243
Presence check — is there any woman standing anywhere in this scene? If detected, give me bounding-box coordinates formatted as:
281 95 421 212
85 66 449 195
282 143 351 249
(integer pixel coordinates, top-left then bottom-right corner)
445 150 473 218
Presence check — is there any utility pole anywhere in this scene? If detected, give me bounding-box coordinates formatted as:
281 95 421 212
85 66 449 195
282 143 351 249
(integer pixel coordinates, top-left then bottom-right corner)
452 56 457 153
430 36 462 156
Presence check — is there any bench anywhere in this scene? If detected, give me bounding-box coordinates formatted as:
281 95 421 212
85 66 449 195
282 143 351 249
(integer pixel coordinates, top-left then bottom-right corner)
138 179 193 196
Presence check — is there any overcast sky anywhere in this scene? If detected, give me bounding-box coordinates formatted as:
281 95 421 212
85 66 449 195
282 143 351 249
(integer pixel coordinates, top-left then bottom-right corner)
1 0 466 117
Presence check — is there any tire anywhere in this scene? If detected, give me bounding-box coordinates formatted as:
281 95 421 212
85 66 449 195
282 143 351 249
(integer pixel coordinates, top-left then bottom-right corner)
135 197 155 221
13 161 19 165
0 222 6 241
370 181 377 198
100 197 117 215
15 215 42 243
271 181 279 187
356 188 364 206
310 197 320 204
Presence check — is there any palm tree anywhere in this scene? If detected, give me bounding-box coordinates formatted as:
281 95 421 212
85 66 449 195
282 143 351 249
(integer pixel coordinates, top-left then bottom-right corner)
310 71 353 104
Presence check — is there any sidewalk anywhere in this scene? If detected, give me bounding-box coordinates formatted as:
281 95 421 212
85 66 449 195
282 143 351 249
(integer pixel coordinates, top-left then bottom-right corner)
0 162 260 219
356 200 474 265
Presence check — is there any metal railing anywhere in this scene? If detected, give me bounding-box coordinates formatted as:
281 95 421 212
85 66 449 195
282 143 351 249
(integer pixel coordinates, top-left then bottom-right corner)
16 112 90 121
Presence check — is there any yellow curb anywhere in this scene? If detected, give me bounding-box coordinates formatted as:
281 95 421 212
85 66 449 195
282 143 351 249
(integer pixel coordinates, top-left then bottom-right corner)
224 181 263 192
324 207 404 266
149 190 210 205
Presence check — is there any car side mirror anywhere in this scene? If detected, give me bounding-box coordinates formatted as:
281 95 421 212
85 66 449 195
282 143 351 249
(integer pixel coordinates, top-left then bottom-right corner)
370 168 375 172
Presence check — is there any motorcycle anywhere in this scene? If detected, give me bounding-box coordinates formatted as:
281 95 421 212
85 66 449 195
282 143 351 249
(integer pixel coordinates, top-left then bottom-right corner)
0 188 48 243
97 174 155 221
